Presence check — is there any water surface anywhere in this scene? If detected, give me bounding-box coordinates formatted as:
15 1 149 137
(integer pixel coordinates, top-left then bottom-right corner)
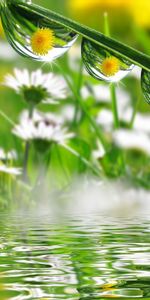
0 213 150 299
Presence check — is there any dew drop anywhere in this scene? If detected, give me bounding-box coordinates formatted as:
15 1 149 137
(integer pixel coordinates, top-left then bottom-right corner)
1 0 78 61
141 69 150 104
81 38 134 82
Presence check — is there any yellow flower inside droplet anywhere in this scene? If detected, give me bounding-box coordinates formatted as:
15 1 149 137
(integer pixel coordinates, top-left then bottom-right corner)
0 19 5 38
101 56 120 77
102 281 118 289
31 28 55 56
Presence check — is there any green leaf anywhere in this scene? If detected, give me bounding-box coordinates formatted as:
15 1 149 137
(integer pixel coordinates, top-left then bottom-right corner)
141 69 150 104
14 0 150 71
125 149 150 189
49 139 92 186
101 147 125 178
68 137 91 172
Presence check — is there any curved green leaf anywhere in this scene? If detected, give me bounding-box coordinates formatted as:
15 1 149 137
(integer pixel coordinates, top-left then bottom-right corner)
141 69 150 104
11 0 150 71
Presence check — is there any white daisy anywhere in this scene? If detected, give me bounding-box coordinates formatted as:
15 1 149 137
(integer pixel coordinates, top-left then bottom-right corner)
0 164 21 175
12 111 73 145
4 68 68 104
113 129 150 155
0 148 17 161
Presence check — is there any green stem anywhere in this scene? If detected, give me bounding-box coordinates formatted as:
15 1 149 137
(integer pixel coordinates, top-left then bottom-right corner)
129 96 140 129
110 83 119 129
104 12 110 37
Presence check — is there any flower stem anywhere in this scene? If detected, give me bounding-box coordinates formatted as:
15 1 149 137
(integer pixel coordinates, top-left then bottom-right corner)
129 96 140 129
110 83 119 129
104 12 110 37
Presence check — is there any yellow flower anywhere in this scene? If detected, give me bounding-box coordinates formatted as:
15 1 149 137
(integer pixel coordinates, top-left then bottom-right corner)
68 0 150 28
129 0 150 28
100 56 120 77
31 28 55 56
69 0 128 11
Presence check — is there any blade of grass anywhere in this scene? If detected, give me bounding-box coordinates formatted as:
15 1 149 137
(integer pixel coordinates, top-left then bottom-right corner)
0 109 15 126
13 1 150 71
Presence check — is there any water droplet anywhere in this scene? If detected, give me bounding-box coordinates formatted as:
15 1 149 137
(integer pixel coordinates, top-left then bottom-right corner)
1 0 78 61
81 38 134 82
141 69 150 104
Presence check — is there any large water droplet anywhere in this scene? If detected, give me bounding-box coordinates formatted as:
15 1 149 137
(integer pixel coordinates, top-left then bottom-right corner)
1 0 78 61
81 38 134 82
141 69 150 104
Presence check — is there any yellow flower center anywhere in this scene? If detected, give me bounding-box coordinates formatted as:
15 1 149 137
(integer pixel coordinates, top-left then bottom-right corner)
31 28 55 56
101 56 120 77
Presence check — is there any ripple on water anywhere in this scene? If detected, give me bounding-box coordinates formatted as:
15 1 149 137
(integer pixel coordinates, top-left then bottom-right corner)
0 214 150 299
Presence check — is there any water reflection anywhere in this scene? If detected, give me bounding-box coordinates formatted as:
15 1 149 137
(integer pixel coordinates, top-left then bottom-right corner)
0 214 150 299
